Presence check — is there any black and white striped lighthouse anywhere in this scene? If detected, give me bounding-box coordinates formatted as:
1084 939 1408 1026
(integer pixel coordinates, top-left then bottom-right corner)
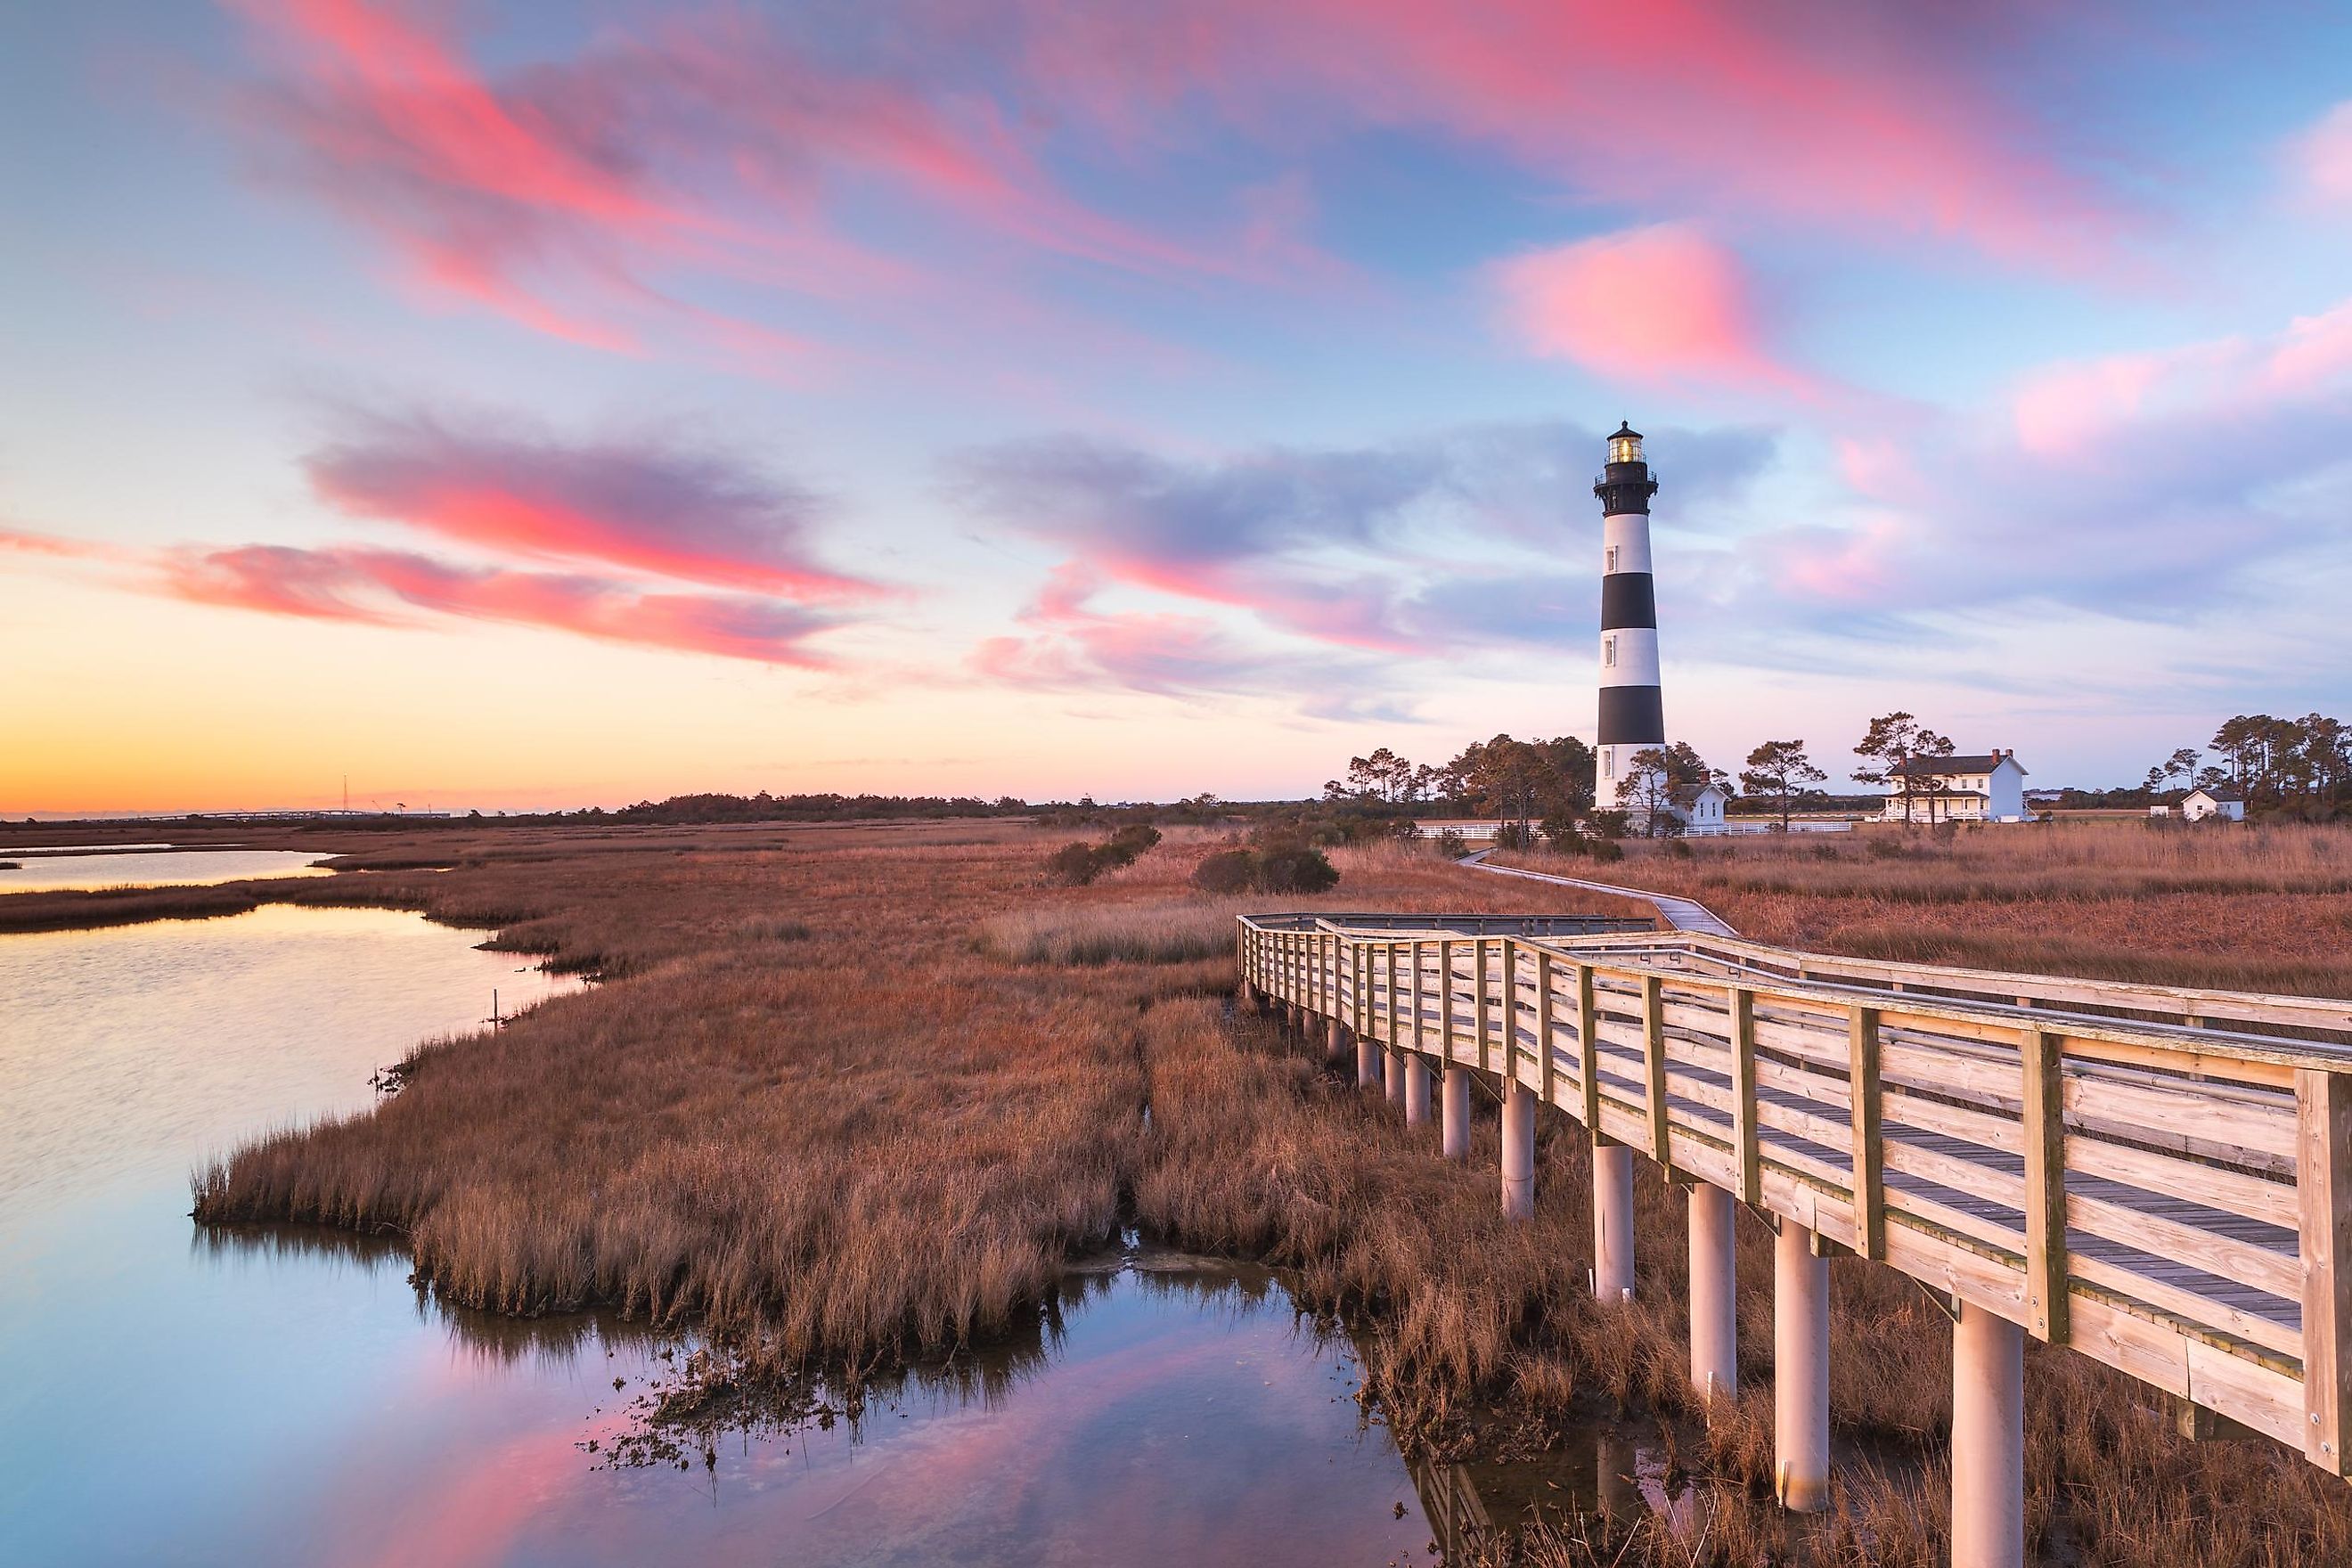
1592 421 1663 802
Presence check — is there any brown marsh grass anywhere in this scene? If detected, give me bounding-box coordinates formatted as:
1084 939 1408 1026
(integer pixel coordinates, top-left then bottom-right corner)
13 816 2350 1560
1501 818 2352 999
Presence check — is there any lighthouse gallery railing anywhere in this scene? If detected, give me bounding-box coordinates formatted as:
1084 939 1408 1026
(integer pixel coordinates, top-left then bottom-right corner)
1237 913 2352 1474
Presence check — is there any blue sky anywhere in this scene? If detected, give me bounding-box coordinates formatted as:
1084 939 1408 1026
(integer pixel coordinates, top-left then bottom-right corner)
4 2 2351 812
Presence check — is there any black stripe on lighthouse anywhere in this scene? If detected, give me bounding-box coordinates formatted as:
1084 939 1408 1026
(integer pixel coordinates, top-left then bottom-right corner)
1597 685 1664 744
1598 572 1655 631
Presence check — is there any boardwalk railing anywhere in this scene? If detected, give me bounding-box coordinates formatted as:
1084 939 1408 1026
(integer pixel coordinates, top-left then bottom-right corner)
1237 912 2352 1559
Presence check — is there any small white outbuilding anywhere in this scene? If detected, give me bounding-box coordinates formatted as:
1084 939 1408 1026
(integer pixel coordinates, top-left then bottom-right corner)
2180 786 2246 823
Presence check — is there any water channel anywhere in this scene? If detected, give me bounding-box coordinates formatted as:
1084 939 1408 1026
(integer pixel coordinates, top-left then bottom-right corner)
0 855 1663 1565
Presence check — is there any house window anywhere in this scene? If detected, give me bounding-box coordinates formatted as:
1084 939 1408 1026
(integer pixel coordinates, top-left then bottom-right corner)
1604 635 1617 667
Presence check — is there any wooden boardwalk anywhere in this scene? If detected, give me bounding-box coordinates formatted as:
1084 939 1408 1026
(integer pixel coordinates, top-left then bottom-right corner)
1461 848 1740 935
1236 911 2352 1476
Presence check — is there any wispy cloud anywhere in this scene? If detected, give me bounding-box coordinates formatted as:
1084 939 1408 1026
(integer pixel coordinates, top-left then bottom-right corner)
159 543 845 666
1021 0 2133 270
303 406 875 599
951 420 1776 657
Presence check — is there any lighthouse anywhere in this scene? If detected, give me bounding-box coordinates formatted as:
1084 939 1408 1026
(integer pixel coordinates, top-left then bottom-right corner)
1592 421 1663 806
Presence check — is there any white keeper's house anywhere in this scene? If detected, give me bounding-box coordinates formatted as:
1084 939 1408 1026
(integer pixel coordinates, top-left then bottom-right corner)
1880 749 2029 823
2180 785 2246 822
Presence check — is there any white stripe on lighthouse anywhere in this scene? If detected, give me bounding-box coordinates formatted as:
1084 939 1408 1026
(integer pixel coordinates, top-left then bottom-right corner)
1597 625 1661 687
1601 513 1653 576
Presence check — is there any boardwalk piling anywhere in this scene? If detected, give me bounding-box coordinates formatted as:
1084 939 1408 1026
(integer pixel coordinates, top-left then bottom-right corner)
1775 1221 1832 1513
1325 1017 1346 1068
1385 1048 1406 1108
1688 1181 1736 1398
1405 1057 1432 1126
1441 1065 1470 1160
1357 1031 1380 1090
1593 1142 1635 1300
1501 1081 1536 1220
1951 1302 2026 1568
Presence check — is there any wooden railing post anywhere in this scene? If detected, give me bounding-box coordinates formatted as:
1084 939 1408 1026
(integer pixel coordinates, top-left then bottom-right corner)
2022 1025 2070 1344
1477 940 1494 1074
1850 1003 1885 1261
1642 973 1669 1166
2299 1067 2352 1474
1537 949 1557 1105
1401 944 1420 1053
1730 985 1760 1205
1577 963 1601 1134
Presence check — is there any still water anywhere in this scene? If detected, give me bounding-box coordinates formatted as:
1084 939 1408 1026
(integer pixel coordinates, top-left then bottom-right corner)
0 903 1544 1566
0 846 331 893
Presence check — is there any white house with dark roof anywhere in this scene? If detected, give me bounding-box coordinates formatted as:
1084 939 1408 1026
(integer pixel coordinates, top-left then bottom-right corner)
1880 749 2029 823
1671 780 1733 836
2180 785 2245 822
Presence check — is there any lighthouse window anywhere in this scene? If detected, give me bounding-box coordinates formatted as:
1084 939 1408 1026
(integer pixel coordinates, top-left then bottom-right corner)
1609 435 1641 464
1606 545 1620 573
1604 635 1617 667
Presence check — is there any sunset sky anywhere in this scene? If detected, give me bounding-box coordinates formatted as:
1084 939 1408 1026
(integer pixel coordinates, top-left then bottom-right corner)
6 2 2352 813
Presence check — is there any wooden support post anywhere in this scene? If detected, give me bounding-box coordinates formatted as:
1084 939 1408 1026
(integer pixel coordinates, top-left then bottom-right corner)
1442 1065 1471 1161
1729 986 1760 1205
1576 964 1601 1134
1502 1079 1536 1221
1689 1181 1737 1401
1642 974 1670 1168
2299 1067 2352 1474
1536 950 1558 1107
1776 1219 1832 1513
1849 1004 1885 1262
1951 1302 2026 1568
2021 1025 2070 1344
1595 1143 1635 1299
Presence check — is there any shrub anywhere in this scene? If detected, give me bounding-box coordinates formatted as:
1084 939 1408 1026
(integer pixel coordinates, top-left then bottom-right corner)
1434 829 1469 859
1187 845 1340 895
1493 822 1534 851
1045 841 1112 886
1388 818 1424 842
1586 837 1625 863
1044 823 1163 886
1189 849 1258 894
1257 846 1339 894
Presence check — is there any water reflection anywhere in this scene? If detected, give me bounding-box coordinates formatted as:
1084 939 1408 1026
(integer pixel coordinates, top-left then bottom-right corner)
4 899 1684 1567
0 845 331 892
7 908 1446 1567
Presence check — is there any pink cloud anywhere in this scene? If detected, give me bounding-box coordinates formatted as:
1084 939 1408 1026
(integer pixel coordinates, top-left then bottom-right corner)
2292 101 2352 206
1024 0 2127 271
1487 225 1817 396
221 1 1326 363
2011 293 2352 456
158 543 843 666
302 409 876 600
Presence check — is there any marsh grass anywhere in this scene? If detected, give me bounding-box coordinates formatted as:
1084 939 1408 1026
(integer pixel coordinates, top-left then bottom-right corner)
13 813 2346 1562
1498 819 2352 999
976 898 1242 965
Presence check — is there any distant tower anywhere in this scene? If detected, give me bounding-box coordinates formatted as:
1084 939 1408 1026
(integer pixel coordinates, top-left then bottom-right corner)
1592 421 1663 805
